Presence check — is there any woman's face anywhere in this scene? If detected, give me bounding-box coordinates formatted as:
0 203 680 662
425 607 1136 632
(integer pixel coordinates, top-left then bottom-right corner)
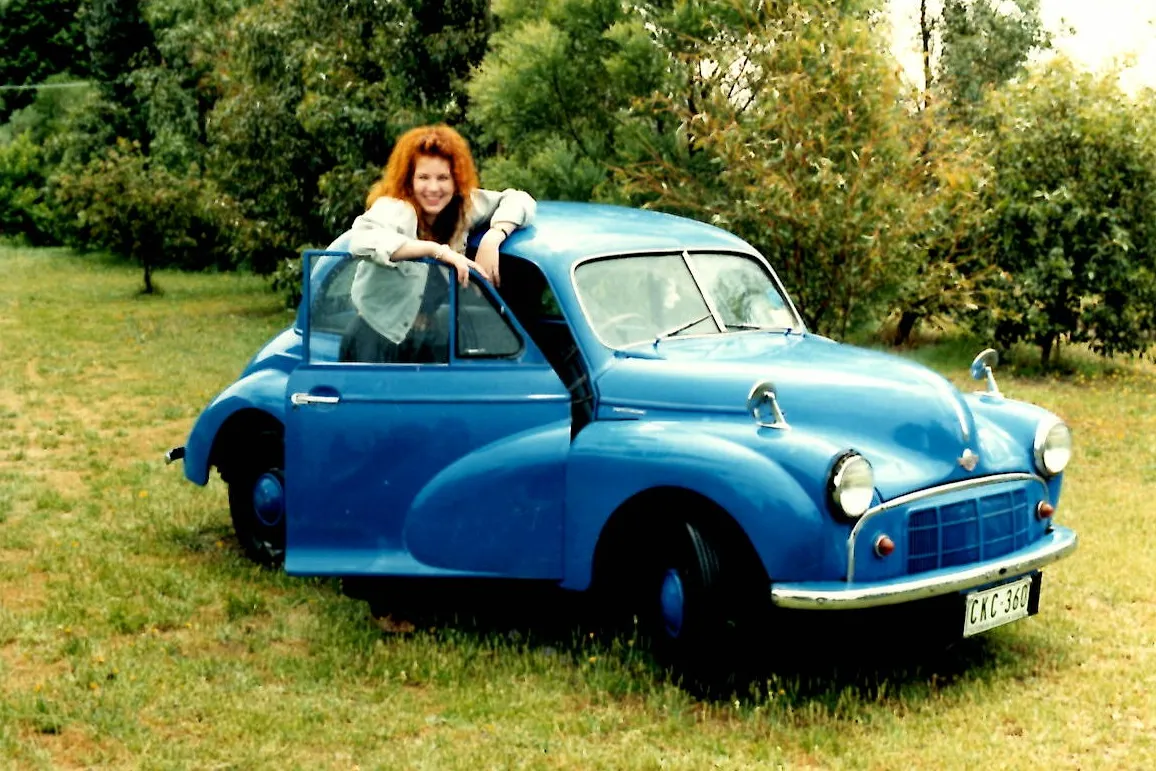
412 155 455 221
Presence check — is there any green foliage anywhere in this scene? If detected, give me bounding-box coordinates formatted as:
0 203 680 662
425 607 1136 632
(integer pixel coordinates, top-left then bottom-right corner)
973 60 1156 365
269 255 303 308
0 0 89 122
468 0 671 199
132 0 260 171
614 2 926 337
81 0 158 145
887 112 997 344
206 0 492 277
936 0 1050 120
0 131 54 243
2 74 96 147
51 139 244 292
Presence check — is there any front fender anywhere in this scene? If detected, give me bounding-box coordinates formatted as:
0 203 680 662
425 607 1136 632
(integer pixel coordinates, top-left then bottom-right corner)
562 421 845 591
183 368 289 485
967 393 1065 503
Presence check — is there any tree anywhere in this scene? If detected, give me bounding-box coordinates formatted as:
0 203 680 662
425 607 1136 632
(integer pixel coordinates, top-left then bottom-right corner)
51 139 243 293
130 0 260 171
467 0 667 200
0 0 89 123
615 1 926 337
917 0 1050 119
206 0 494 280
82 0 158 145
973 59 1156 365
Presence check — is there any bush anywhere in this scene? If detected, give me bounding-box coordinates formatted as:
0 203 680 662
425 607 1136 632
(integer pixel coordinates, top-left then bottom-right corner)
0 132 55 244
972 60 1156 365
616 2 927 338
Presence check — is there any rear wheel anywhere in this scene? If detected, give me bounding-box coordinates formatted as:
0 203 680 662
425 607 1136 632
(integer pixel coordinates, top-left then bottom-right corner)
226 430 286 568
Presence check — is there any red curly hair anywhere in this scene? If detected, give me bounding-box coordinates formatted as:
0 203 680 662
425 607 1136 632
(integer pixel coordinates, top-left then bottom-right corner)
366 124 479 244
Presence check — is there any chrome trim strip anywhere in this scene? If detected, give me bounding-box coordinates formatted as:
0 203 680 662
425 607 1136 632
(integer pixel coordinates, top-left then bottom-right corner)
290 392 341 406
948 388 971 444
599 398 743 414
846 472 1048 581
772 526 1077 610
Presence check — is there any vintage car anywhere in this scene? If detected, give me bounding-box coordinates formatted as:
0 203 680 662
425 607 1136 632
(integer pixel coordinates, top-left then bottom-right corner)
168 201 1077 664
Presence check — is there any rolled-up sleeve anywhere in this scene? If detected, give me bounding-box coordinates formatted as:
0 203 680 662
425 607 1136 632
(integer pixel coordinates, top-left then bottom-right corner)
470 188 537 230
347 198 418 267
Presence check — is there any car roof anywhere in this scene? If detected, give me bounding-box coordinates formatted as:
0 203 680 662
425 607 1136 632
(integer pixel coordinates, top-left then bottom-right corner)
496 201 757 268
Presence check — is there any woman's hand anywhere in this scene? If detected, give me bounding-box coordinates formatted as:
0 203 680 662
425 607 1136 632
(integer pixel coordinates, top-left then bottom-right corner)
474 227 507 287
436 244 490 286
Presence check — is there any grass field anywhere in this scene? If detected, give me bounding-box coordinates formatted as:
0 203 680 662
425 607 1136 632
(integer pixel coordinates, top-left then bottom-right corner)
1 244 1154 770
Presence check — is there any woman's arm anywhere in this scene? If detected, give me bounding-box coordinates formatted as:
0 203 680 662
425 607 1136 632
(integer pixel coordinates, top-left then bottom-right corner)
347 197 487 285
470 188 537 287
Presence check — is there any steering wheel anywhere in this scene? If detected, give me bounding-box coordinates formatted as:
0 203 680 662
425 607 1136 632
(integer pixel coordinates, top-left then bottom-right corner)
603 312 647 329
600 312 652 345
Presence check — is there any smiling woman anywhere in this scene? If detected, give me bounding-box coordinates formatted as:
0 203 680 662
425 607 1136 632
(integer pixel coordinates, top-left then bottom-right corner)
339 124 537 363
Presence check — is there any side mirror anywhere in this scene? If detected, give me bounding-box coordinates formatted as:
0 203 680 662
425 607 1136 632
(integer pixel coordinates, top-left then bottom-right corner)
970 348 1001 396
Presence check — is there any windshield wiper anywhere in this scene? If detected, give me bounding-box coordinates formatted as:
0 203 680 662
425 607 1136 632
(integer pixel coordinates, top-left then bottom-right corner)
653 313 714 346
724 323 798 334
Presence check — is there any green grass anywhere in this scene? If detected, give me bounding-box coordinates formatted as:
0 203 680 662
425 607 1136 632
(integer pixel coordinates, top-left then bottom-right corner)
1 244 1154 769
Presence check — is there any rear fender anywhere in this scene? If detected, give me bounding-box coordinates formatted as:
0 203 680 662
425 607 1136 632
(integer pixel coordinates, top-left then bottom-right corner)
562 421 844 591
183 368 288 485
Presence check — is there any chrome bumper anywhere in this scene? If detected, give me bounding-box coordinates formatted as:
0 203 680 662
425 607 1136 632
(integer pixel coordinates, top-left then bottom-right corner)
770 526 1078 611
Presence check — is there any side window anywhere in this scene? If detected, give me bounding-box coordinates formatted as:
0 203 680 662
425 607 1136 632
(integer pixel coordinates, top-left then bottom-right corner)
311 257 359 335
310 259 451 364
456 280 522 358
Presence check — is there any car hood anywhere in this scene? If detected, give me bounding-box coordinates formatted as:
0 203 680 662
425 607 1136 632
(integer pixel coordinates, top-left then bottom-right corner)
596 332 993 499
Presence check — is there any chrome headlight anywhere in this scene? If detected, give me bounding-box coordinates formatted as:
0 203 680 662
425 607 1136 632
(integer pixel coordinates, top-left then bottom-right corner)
1034 418 1072 476
828 453 874 520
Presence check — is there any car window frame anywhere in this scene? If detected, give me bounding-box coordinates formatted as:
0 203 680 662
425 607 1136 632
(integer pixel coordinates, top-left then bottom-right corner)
300 250 534 367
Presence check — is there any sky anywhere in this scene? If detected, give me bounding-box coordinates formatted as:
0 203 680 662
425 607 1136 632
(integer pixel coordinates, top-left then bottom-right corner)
888 0 1156 93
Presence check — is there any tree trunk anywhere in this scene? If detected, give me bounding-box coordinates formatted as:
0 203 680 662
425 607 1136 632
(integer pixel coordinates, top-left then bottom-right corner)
142 258 154 295
895 310 920 346
1039 334 1054 369
920 0 933 111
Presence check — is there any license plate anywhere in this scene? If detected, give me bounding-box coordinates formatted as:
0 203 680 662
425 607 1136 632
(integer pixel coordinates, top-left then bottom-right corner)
963 575 1035 637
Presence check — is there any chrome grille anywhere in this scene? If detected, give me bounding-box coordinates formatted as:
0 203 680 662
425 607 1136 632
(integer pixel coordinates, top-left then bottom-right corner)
907 489 1031 573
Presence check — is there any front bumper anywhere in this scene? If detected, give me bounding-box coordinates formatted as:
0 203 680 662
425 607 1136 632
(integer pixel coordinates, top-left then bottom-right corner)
770 525 1077 610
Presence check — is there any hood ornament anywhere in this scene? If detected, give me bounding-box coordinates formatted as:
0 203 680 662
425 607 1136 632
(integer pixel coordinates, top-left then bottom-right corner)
958 448 979 471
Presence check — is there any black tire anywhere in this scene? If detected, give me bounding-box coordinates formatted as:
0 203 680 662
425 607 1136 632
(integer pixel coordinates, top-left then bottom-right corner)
634 520 750 692
226 429 286 568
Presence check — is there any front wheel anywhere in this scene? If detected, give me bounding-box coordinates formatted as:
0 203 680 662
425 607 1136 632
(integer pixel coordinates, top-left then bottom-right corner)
226 430 286 568
636 521 755 692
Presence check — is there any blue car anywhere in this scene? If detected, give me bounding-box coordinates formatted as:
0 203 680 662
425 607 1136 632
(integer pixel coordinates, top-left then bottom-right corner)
169 201 1077 659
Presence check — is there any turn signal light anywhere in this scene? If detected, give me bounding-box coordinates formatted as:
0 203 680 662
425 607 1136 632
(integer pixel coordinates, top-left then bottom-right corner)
873 534 895 558
1036 502 1055 520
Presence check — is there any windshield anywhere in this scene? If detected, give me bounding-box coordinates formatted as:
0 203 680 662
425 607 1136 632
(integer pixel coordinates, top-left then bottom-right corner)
573 252 799 347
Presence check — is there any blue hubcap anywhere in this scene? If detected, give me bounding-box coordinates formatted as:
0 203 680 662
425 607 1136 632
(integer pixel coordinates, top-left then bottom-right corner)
659 568 686 639
252 472 285 528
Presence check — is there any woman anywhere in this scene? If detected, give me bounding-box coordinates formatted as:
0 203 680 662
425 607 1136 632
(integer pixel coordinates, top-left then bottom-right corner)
339 124 536 363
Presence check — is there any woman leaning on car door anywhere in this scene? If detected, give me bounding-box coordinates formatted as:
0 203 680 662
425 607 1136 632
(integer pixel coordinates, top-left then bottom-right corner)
339 124 537 363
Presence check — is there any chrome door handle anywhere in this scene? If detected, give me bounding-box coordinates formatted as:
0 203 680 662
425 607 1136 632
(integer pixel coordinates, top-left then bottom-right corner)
290 392 340 406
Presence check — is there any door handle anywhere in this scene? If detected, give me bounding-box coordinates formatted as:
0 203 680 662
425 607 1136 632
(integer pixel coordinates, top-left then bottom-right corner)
290 392 340 406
